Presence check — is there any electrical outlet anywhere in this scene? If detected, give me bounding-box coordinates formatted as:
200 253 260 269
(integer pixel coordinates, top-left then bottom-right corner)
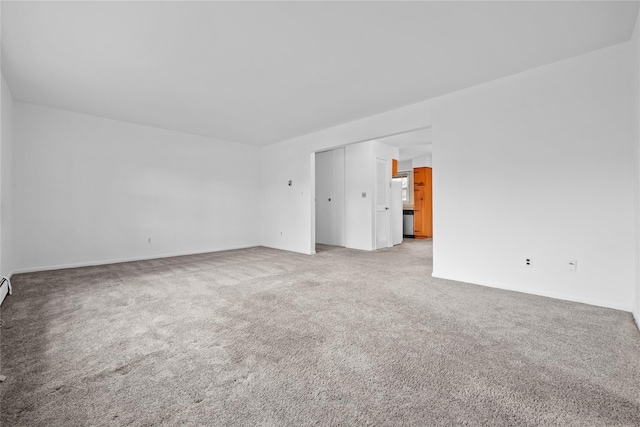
525 258 532 267
568 259 577 272
148 238 151 243
362 192 367 198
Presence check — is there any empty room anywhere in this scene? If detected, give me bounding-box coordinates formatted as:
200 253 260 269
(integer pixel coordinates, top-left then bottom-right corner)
1 1 640 426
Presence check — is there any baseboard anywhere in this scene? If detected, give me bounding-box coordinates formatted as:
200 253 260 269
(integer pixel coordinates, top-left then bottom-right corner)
431 271 633 313
0 272 13 306
11 244 261 275
261 244 314 256
0 280 8 306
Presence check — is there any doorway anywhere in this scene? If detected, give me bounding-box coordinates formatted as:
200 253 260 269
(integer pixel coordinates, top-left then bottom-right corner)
371 127 433 239
315 148 346 247
311 129 431 252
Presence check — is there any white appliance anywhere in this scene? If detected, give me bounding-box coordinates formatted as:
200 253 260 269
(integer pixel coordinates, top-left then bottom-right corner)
391 180 403 245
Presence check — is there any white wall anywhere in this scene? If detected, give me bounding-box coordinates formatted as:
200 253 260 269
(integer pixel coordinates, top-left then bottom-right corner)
1 74 14 279
397 156 433 171
13 103 260 272
397 160 412 172
412 155 432 168
261 138 314 254
260 41 636 311
432 42 635 311
345 142 374 250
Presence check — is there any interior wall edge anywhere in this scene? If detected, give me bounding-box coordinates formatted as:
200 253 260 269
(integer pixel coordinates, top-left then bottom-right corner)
1 71 15 282
634 6 640 333
432 271 633 313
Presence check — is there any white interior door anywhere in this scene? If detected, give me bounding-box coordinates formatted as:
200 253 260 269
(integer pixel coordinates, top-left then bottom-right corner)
315 149 345 246
315 151 331 245
375 158 389 249
391 180 403 245
330 148 346 246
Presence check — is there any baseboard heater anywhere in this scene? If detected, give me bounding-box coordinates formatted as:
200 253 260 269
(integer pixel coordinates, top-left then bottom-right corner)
0 276 12 306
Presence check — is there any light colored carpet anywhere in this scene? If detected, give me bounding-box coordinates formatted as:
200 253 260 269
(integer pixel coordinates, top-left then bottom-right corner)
1 240 639 426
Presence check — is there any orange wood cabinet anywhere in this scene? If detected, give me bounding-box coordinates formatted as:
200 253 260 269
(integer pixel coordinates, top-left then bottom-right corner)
413 167 432 238
392 159 398 177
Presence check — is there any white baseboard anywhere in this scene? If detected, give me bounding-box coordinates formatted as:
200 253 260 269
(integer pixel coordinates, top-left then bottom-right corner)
431 271 633 313
11 244 260 275
0 273 12 306
261 244 314 256
0 280 8 306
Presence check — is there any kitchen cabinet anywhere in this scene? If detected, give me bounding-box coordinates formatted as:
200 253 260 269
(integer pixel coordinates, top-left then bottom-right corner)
413 167 432 238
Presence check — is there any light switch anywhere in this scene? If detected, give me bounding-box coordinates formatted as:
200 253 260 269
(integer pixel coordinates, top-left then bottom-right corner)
362 192 366 198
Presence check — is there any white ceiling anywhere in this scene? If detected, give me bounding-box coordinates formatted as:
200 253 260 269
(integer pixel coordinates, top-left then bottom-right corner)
2 1 638 146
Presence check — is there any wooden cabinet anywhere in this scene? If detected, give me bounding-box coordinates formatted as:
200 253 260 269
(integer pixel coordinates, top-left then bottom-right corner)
392 159 398 177
413 167 432 238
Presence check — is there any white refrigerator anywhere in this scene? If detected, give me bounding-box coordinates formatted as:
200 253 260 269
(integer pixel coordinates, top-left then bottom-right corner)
391 180 403 245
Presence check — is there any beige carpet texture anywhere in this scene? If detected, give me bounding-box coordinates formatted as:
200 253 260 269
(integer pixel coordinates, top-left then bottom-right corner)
1 240 639 426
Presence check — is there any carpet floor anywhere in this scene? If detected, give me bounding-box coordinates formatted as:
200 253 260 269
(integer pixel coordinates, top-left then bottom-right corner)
1 240 639 426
